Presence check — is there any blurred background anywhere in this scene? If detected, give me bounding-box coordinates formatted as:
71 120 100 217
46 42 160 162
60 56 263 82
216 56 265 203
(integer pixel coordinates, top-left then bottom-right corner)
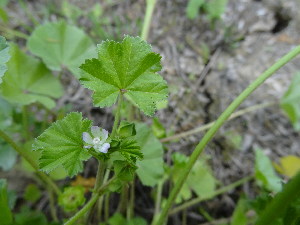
1 0 300 224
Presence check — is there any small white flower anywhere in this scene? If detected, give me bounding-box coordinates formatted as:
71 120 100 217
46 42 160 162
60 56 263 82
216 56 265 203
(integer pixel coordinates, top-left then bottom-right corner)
82 126 110 153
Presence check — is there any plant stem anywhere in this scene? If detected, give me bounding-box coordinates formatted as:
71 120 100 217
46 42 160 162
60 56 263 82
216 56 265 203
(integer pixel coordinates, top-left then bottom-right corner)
155 45 300 225
141 0 157 40
117 185 128 214
104 192 110 221
128 179 135 220
0 129 61 195
255 171 300 225
169 176 253 215
97 169 111 222
154 180 164 215
85 160 107 223
182 209 187 225
22 105 31 141
111 94 123 138
49 189 59 222
0 25 29 39
95 160 106 191
161 101 275 143
64 177 116 225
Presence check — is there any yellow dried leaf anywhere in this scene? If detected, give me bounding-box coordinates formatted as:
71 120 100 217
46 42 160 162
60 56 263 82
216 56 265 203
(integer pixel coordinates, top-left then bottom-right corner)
71 175 96 191
274 155 300 178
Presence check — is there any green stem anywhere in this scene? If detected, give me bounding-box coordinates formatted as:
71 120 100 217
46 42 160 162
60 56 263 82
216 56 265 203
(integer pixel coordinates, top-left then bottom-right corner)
255 171 300 225
0 129 61 195
85 160 107 223
104 192 110 221
117 185 128 214
156 45 300 225
161 102 275 143
49 189 59 222
64 177 116 225
95 161 106 191
22 105 31 141
128 178 135 220
111 94 123 138
0 25 29 39
97 169 111 222
182 209 187 225
169 176 253 215
154 180 164 215
141 0 157 40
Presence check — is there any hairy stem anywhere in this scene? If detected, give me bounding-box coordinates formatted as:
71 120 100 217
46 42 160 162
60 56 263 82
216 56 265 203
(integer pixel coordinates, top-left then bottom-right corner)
255 171 300 225
85 160 107 223
0 129 61 195
111 94 123 138
161 101 275 143
169 176 253 215
0 25 29 39
49 189 58 222
141 0 157 40
156 45 300 225
104 192 110 221
22 105 31 141
64 177 116 225
128 178 135 219
154 180 164 215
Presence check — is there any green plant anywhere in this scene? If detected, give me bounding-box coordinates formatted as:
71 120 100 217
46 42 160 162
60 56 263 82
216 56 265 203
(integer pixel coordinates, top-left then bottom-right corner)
186 0 228 24
1 1 300 224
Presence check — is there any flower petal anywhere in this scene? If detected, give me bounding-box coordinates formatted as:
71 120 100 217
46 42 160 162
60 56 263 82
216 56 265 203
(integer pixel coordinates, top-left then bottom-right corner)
91 126 101 138
84 145 92 149
100 143 110 153
82 132 93 144
101 129 109 141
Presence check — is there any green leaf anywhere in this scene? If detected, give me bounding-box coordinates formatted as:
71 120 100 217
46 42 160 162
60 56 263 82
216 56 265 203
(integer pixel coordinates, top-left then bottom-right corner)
0 36 10 84
151 117 166 139
281 73 300 130
171 153 216 203
21 141 68 180
283 197 300 225
135 123 164 187
108 213 126 225
24 184 41 203
186 0 205 19
0 44 63 109
231 198 248 225
0 8 8 23
118 121 136 138
58 186 85 212
114 160 136 182
110 136 143 165
255 148 282 192
0 0 8 7
27 21 96 78
61 0 83 23
0 179 13 225
0 97 13 129
0 141 17 171
205 0 228 21
33 112 92 177
80 36 168 116
14 207 48 225
108 213 147 225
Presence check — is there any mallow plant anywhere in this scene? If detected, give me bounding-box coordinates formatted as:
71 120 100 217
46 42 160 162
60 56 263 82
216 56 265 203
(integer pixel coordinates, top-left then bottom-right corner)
1 28 300 225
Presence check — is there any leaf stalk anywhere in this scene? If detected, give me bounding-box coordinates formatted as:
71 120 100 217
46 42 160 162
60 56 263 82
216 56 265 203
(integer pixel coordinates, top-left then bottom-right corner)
0 129 61 195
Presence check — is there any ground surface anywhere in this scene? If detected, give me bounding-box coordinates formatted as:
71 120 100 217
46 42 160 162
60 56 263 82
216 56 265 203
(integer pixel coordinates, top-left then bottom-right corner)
2 0 300 224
